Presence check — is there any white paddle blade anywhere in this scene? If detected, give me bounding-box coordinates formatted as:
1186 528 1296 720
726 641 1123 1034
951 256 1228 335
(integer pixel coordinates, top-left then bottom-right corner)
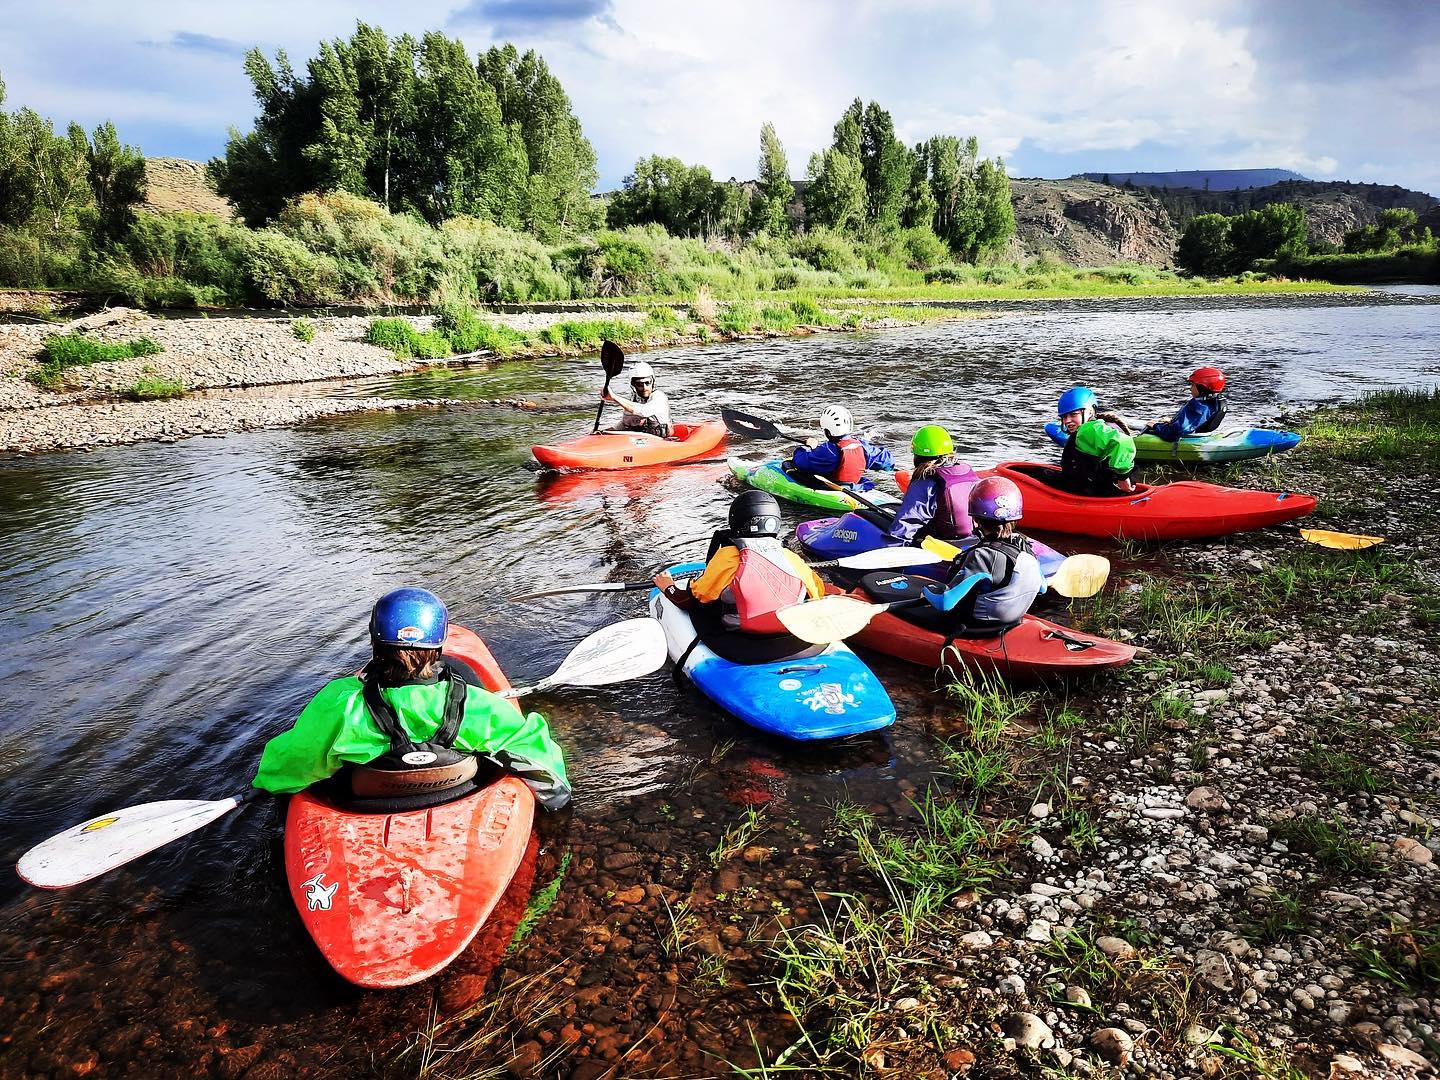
543 617 669 689
775 595 878 645
1299 528 1385 550
17 797 243 889
835 546 943 571
1050 554 1111 599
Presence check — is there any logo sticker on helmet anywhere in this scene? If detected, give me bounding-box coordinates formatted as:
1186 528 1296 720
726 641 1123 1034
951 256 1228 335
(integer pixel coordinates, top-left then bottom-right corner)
402 751 438 766
396 626 425 643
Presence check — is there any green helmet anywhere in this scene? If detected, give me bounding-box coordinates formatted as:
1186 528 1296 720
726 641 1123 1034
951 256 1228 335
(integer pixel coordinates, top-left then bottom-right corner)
911 424 954 458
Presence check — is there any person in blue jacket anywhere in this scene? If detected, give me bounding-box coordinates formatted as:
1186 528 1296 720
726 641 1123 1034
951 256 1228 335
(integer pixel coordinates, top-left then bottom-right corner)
1144 366 1227 441
785 404 894 489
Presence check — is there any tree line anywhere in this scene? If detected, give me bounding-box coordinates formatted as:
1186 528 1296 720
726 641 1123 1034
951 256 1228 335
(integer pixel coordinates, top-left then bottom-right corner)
1176 203 1435 276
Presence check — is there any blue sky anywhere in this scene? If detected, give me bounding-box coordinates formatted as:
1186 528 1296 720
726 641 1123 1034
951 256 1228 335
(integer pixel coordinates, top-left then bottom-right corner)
0 0 1435 194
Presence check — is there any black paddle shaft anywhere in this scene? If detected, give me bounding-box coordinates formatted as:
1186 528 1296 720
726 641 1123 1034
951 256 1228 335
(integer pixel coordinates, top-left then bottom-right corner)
592 341 626 433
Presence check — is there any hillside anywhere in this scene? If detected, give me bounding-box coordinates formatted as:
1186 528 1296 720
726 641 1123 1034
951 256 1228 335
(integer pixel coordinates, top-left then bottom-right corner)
1078 168 1307 190
140 158 234 219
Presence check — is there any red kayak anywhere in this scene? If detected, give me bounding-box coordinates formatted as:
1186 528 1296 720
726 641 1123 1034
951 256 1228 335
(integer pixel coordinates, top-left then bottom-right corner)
283 625 535 989
829 579 1134 680
966 462 1315 540
532 420 726 470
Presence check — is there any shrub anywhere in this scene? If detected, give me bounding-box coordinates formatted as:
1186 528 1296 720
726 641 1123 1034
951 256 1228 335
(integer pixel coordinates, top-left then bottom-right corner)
364 318 450 359
897 227 949 270
232 229 341 305
434 303 486 352
788 296 824 323
789 228 860 273
716 301 760 335
122 377 186 401
29 334 164 390
291 318 316 343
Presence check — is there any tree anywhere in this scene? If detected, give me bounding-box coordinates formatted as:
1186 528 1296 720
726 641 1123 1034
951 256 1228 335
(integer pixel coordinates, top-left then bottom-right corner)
901 147 936 230
972 158 1015 260
1175 213 1233 275
8 111 90 232
856 101 910 232
1228 203 1307 270
607 155 717 235
86 121 147 242
749 122 793 235
716 179 751 238
803 147 864 232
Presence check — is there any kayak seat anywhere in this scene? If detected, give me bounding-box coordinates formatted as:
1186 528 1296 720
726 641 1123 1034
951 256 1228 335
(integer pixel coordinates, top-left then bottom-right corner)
691 599 826 665
315 757 508 815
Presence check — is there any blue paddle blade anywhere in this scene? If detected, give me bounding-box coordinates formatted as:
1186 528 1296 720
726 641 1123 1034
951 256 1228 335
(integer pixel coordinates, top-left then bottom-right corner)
923 572 989 612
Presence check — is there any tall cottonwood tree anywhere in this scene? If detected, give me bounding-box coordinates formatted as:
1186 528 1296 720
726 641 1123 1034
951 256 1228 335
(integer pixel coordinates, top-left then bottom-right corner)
86 121 147 242
750 122 793 235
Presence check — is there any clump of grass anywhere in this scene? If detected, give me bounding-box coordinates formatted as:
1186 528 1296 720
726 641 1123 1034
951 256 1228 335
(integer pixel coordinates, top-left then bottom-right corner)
540 317 635 351
686 284 718 325
716 301 760 335
1396 712 1440 746
364 317 453 359
1212 1027 1310 1080
1348 921 1440 991
507 851 571 954
1304 386 1440 468
1300 744 1393 794
291 317 316 342
1242 891 1311 945
853 790 1008 907
1251 545 1419 607
1043 927 1204 1037
121 376 186 401
1201 662 1234 687
29 334 164 390
710 806 767 867
1271 814 1382 872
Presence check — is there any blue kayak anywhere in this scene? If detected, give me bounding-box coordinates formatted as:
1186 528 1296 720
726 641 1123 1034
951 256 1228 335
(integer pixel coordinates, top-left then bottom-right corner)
795 513 1068 580
649 562 895 740
1043 421 1301 464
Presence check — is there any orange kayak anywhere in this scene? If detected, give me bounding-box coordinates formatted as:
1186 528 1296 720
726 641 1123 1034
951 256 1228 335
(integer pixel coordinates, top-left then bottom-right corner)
532 420 726 470
283 625 535 989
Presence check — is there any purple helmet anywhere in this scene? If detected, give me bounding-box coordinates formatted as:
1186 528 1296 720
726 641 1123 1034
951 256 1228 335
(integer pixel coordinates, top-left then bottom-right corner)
969 476 1023 523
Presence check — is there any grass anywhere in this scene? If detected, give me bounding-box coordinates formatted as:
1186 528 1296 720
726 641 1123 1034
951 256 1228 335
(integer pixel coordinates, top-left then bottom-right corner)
1270 814 1383 872
1242 891 1312 945
1211 1028 1310 1080
28 333 163 390
1042 927 1205 1040
1303 386 1440 468
1251 545 1420 607
710 806 768 867
1299 744 1394 794
291 316 316 342
506 851 571 954
121 376 186 401
852 791 1009 911
1348 921 1440 992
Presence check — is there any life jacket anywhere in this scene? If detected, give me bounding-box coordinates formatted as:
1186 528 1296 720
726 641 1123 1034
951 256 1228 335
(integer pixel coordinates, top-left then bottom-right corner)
724 537 807 635
928 463 980 540
349 664 478 799
1194 392 1226 434
966 536 1045 628
1060 432 1123 496
832 436 867 484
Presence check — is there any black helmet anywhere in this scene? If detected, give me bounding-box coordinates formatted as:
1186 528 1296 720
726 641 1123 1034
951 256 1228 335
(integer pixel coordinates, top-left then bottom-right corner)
728 490 782 538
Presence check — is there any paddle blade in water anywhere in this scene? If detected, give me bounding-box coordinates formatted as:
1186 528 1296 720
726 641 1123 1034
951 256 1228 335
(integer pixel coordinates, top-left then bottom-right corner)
776 595 878 645
834 547 944 571
542 617 668 689
17 796 245 889
1299 528 1384 550
1050 554 1111 599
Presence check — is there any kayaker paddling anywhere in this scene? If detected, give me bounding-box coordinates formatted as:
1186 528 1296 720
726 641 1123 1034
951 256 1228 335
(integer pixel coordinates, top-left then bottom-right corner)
602 360 673 438
252 588 572 810
886 424 981 546
784 404 894 489
653 491 826 664
1055 387 1139 496
1143 365 1228 441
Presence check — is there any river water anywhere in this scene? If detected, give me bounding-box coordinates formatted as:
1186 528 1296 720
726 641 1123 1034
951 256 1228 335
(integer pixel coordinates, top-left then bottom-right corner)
0 290 1436 1077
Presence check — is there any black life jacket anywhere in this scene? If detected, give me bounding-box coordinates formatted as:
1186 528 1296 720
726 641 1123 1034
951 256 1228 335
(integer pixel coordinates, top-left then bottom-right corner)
1195 392 1227 434
1059 432 1125 496
349 662 479 799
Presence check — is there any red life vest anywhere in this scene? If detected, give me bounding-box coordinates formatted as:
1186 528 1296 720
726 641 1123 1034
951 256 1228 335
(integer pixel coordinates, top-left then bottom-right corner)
931 463 980 540
833 436 867 484
728 540 807 635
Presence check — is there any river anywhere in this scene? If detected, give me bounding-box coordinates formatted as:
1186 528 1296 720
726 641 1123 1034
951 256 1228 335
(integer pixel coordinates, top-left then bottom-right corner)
0 289 1436 1077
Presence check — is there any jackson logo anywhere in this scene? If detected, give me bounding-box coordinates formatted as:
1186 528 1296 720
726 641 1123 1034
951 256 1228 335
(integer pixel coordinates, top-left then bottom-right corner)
301 873 339 912
631 438 647 446
833 529 859 542
396 625 425 643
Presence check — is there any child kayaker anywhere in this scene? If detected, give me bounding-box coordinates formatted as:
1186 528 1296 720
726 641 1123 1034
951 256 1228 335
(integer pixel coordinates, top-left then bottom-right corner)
785 404 895 489
931 476 1045 632
1143 366 1227 441
252 588 572 810
653 490 825 663
1055 387 1138 496
885 424 981 546
603 360 672 437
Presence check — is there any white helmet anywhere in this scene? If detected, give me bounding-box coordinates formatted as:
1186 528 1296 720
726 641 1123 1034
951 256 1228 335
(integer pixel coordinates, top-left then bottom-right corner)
819 404 854 438
628 362 654 382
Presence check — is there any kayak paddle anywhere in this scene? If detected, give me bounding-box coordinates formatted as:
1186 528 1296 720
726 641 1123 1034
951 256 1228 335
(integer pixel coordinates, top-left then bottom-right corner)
813 475 963 561
1298 528 1384 550
507 547 945 602
591 340 626 434
720 406 808 445
15 618 671 890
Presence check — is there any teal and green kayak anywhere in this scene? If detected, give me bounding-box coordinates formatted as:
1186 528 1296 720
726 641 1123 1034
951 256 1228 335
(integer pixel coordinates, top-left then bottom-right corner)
1043 422 1300 464
728 457 899 513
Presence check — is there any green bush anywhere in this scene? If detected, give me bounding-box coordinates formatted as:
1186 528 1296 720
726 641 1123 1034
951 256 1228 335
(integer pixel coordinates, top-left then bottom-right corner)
789 296 825 323
897 227 949 270
434 303 486 352
291 318 316 343
716 301 760 335
29 334 164 390
789 228 861 273
365 317 451 358
233 229 341 305
122 376 186 401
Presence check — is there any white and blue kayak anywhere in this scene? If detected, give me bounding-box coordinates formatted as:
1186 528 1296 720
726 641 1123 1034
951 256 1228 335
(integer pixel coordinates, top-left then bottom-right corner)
649 562 896 740
1043 421 1300 464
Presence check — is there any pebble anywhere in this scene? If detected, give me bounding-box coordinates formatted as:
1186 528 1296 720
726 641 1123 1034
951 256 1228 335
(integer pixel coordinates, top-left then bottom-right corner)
1090 1027 1134 1064
1030 802 1051 819
1395 837 1433 865
1096 936 1135 959
1002 1012 1054 1050
1030 835 1055 858
1065 986 1092 1008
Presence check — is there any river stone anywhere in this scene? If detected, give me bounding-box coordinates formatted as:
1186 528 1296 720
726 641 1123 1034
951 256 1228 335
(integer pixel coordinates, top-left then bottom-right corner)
1394 837 1433 865
1003 1012 1054 1050
1065 986 1092 1008
1186 785 1230 811
1089 1027 1134 1064
1096 936 1135 959
959 931 994 948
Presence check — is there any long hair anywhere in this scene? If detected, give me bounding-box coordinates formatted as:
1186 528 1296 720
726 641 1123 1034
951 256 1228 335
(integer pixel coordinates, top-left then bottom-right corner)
912 453 954 481
368 644 443 686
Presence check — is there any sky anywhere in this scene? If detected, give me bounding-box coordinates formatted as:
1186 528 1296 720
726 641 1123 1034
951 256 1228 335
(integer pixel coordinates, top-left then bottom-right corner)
0 0 1435 195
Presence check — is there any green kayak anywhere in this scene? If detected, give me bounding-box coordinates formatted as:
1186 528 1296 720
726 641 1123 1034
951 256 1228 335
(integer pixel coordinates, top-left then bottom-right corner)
728 457 899 513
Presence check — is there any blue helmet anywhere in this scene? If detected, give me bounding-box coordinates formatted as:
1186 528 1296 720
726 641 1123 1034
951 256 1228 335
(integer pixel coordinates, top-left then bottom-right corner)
1057 386 1098 417
369 587 448 649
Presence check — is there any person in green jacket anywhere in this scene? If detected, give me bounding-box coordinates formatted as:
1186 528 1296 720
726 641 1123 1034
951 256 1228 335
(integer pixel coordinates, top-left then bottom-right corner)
1055 386 1137 496
252 588 571 810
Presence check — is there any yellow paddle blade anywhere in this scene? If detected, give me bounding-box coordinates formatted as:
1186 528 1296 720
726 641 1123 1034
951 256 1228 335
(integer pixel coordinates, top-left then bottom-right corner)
1299 528 1385 550
920 536 960 561
1050 554 1111 599
775 595 879 645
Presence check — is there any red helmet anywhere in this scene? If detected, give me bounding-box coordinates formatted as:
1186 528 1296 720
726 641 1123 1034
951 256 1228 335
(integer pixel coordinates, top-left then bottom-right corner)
969 476 1024 523
1189 366 1225 394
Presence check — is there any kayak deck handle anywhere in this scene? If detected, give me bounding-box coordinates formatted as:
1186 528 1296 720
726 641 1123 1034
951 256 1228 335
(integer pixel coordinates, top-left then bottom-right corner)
777 664 827 675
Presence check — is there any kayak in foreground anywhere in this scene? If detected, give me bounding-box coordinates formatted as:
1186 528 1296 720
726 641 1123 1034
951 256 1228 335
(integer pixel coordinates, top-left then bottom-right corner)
1043 421 1301 464
284 624 534 989
830 574 1134 680
532 420 726 470
728 457 898 513
795 510 1068 580
649 561 895 740
977 462 1316 540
